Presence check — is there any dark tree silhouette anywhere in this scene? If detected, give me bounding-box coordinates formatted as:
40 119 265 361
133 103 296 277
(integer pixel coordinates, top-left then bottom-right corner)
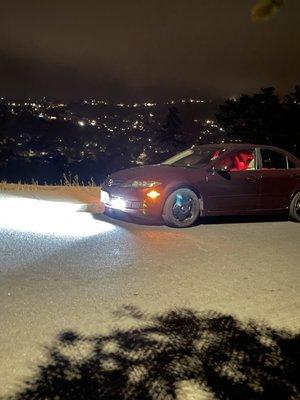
6 307 299 400
156 107 186 156
284 86 300 156
215 87 300 157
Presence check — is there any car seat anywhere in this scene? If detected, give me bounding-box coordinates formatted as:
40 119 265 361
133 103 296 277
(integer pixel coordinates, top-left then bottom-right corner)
230 151 254 171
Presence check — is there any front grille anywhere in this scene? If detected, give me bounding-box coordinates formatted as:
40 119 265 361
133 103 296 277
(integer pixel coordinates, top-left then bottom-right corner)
107 198 144 210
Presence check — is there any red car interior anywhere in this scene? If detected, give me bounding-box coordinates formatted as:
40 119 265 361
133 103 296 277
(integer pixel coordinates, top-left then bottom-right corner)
230 151 254 171
218 150 254 171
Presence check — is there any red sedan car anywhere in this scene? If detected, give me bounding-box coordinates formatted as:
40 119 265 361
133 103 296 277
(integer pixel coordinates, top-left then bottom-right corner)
101 144 300 227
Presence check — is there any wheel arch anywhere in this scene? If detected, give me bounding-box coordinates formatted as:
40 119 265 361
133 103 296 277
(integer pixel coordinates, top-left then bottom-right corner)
289 189 300 221
290 187 300 200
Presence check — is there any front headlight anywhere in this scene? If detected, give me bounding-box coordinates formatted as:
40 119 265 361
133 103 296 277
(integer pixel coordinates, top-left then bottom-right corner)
120 180 161 188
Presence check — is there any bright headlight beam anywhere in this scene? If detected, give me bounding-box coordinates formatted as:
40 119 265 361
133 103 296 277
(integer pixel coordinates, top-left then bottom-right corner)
0 196 114 237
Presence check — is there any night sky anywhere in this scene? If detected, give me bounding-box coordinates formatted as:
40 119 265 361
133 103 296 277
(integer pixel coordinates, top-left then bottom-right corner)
0 0 299 101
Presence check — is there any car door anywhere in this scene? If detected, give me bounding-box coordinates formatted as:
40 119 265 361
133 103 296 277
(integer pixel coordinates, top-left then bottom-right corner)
204 148 261 213
258 148 298 210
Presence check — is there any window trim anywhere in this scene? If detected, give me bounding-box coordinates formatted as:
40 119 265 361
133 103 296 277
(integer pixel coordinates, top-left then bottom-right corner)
257 148 289 170
218 148 257 172
287 157 296 169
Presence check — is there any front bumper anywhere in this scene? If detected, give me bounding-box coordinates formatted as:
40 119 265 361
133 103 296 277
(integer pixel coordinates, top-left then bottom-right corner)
100 185 164 218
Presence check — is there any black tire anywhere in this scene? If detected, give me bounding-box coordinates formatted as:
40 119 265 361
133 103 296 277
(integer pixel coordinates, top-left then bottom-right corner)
162 188 200 228
289 192 300 222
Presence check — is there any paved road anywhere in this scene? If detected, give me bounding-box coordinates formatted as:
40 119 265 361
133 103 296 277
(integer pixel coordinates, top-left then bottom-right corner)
0 190 299 397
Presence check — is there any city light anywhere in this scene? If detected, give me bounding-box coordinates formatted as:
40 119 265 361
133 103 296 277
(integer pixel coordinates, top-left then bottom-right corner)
144 102 156 107
0 96 229 172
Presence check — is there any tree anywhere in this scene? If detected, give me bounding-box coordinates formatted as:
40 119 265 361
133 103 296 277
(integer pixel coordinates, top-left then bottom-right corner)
283 86 300 156
251 0 284 22
215 87 300 157
156 107 186 156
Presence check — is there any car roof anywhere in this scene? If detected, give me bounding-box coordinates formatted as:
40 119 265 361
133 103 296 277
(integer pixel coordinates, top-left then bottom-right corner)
194 143 279 151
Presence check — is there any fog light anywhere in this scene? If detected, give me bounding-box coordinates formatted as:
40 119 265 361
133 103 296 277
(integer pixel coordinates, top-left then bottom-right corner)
146 190 160 200
110 197 126 210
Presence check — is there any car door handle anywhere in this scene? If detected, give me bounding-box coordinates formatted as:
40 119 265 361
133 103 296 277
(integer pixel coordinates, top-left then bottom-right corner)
246 175 258 182
291 173 300 180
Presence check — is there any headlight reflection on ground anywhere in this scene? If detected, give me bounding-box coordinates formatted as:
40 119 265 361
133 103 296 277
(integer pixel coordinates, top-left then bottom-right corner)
0 196 114 237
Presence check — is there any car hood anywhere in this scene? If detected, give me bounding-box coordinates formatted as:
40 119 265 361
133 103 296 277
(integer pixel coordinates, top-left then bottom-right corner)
108 164 206 183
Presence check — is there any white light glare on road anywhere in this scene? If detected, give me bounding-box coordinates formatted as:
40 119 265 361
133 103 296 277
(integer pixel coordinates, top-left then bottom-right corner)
0 196 114 237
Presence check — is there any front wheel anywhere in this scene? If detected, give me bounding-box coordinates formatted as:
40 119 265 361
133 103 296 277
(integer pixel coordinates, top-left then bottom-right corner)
162 188 200 228
289 192 300 222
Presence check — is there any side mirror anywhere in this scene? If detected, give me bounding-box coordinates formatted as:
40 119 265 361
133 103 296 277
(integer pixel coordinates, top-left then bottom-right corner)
213 156 234 173
211 164 232 180
214 164 230 173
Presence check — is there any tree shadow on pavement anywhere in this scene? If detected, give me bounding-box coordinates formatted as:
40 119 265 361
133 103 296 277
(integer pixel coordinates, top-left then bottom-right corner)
6 308 299 400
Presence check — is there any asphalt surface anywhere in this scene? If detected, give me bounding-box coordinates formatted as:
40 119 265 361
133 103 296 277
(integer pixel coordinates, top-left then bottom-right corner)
0 189 299 397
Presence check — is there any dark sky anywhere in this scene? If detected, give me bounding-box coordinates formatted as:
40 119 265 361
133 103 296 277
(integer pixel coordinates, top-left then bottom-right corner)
0 0 299 101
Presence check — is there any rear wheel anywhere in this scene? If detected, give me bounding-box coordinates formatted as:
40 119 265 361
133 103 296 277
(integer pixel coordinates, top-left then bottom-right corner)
162 188 200 228
289 192 300 222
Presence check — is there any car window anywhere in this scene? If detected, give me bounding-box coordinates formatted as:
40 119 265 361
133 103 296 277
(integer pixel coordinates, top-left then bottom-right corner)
216 149 256 172
162 149 194 165
163 147 226 168
288 159 296 168
260 149 287 169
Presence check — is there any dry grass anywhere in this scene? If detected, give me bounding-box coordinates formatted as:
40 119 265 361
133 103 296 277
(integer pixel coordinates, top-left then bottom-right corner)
0 172 103 213
0 173 98 192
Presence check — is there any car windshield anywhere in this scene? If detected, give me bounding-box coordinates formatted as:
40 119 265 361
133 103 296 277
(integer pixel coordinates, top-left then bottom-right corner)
162 147 227 168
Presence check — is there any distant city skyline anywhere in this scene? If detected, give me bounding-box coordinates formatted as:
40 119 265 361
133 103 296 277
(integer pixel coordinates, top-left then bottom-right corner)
0 92 227 184
0 95 215 104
